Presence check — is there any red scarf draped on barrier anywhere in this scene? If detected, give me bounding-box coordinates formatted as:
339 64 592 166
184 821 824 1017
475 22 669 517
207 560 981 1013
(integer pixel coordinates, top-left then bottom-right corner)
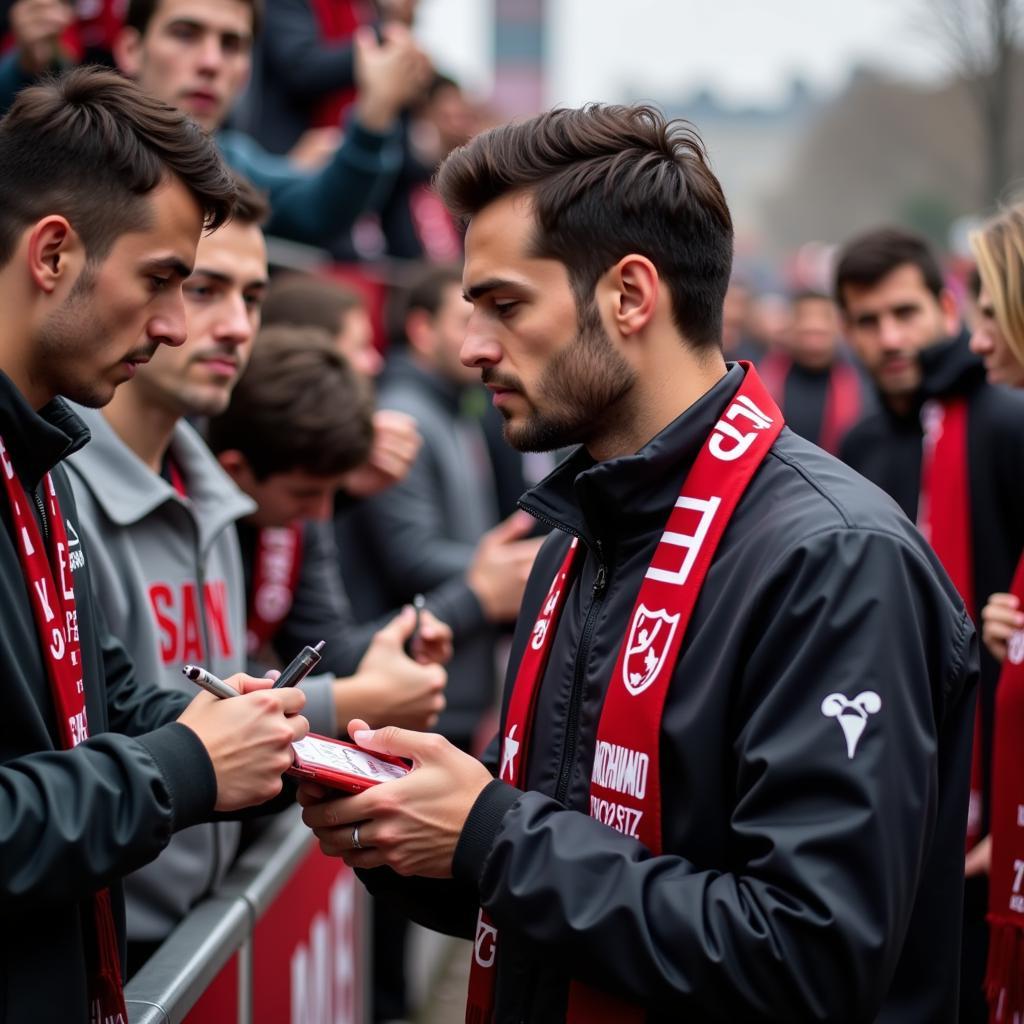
0 436 127 1024
985 553 1024 1022
758 352 861 455
916 397 984 851
466 365 784 1024
246 525 304 656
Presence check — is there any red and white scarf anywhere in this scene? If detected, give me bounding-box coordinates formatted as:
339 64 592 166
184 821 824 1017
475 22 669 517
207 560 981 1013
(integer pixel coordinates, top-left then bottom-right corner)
916 397 985 850
0 436 127 1024
466 366 783 1023
759 352 861 456
985 552 1024 1022
246 525 305 656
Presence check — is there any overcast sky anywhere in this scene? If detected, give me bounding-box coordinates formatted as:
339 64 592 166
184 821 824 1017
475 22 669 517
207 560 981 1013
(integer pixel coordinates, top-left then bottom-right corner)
417 0 955 109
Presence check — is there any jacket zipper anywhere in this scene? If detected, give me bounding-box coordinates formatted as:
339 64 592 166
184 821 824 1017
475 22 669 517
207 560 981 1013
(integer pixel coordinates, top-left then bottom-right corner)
523 536 609 1023
33 488 50 545
554 539 608 805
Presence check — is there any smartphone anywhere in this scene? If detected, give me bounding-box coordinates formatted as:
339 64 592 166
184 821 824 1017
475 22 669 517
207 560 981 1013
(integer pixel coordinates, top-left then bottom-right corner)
288 733 411 793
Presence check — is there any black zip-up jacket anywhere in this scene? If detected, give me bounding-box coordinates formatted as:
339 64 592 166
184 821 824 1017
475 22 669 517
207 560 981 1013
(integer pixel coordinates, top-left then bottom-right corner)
0 372 217 1024
839 334 1024 832
362 365 978 1022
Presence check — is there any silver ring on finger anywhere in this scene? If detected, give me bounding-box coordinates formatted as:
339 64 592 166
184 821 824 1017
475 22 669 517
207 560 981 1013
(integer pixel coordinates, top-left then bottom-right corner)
352 824 363 850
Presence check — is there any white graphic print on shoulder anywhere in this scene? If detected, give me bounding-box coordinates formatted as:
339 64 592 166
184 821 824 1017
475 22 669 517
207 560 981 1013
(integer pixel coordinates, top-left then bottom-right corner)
821 691 882 759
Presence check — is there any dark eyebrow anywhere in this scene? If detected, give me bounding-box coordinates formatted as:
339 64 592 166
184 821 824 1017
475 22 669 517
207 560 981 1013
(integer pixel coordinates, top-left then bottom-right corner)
188 268 269 290
166 17 204 32
463 278 526 302
166 18 251 45
143 256 193 280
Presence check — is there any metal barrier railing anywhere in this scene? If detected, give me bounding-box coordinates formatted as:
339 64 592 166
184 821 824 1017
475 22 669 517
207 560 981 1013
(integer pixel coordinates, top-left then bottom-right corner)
126 805 367 1024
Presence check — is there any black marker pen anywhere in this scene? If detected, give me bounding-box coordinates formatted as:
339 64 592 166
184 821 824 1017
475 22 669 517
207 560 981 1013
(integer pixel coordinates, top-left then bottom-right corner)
405 598 425 659
272 640 325 689
182 664 238 700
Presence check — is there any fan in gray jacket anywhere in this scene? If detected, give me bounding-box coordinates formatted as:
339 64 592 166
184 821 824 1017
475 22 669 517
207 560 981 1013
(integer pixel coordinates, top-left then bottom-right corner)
63 186 337 969
337 265 543 748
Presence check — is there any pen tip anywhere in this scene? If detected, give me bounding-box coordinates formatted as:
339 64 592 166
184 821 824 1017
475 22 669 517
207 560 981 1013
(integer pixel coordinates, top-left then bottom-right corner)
313 641 325 653
182 665 197 680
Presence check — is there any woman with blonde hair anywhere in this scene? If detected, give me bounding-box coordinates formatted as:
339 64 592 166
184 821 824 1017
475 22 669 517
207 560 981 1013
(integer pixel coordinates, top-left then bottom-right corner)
970 203 1024 1021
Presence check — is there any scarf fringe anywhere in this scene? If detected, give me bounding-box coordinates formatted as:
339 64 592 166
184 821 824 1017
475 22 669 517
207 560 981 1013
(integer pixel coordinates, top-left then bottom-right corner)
986 918 1024 1023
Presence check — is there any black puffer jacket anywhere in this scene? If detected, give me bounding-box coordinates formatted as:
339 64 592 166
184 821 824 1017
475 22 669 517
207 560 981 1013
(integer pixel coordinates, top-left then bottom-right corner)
364 365 977 1023
0 372 217 1024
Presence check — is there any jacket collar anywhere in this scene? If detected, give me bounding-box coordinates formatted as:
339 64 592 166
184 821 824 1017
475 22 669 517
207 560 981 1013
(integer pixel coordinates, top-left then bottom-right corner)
919 328 985 400
0 370 90 489
66 407 255 549
873 329 984 428
520 364 746 551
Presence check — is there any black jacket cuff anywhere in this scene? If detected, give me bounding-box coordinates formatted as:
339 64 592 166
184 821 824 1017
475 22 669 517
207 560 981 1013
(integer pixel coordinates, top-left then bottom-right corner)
453 778 522 883
134 722 218 832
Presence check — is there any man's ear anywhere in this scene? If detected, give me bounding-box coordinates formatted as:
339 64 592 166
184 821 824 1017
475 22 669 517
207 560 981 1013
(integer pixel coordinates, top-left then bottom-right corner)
26 217 78 295
112 27 144 79
607 254 659 338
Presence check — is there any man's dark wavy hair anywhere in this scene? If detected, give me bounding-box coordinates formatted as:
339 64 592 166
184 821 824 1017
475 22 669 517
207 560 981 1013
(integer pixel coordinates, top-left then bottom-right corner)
0 66 236 267
434 103 734 348
207 327 374 481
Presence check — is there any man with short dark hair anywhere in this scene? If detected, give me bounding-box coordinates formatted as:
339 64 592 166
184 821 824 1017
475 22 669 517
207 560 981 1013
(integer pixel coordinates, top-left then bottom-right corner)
337 264 541 754
0 0 431 247
63 176 284 972
0 67 307 1024
262 273 384 378
299 105 978 1022
331 264 540 1021
207 324 450 738
758 290 872 454
836 225 1024 1022
111 0 430 247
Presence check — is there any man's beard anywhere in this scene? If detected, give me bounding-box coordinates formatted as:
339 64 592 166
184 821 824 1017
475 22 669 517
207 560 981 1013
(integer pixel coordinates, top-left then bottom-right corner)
488 300 637 453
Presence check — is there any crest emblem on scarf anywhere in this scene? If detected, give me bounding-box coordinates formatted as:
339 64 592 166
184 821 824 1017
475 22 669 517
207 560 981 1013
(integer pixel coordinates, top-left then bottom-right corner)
622 605 681 696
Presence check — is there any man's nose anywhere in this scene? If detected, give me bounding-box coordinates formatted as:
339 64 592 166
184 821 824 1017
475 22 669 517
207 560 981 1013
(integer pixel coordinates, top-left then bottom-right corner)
196 35 225 73
461 317 501 368
150 295 188 348
877 315 906 351
214 294 254 349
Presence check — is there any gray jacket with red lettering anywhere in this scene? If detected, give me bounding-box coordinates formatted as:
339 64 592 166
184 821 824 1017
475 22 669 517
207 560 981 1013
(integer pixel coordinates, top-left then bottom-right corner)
65 409 337 942
0 372 219 1023
362 364 978 1023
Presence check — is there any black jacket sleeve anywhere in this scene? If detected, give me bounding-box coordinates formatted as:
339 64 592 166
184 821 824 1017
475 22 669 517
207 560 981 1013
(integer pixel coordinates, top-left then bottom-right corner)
451 527 976 1022
0 722 215 909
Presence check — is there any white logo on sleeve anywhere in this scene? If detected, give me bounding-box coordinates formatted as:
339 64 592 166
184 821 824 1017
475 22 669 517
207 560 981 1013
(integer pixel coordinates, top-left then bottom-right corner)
500 724 520 782
821 691 882 759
